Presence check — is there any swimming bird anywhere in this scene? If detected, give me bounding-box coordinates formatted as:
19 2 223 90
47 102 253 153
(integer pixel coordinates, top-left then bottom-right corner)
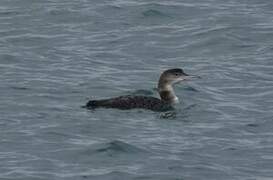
85 68 197 112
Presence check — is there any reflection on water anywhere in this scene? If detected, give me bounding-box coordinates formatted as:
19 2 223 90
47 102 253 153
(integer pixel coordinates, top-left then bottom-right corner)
1 0 273 179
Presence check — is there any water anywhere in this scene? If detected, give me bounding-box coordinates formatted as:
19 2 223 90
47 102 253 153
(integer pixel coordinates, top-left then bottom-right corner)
1 0 273 179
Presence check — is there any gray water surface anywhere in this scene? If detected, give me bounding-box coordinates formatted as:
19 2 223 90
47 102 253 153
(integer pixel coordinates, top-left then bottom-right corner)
1 0 273 179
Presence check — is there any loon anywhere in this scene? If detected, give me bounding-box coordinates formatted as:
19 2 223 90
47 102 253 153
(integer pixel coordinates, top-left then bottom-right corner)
85 68 197 112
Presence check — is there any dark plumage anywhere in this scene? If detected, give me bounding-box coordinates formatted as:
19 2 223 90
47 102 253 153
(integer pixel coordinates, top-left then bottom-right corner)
163 68 188 76
84 68 197 112
86 95 173 112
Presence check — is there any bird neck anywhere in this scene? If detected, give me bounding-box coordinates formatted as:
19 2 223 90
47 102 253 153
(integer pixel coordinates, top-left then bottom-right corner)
158 81 179 104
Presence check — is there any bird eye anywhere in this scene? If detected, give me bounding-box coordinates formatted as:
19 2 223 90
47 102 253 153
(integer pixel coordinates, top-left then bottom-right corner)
175 73 179 76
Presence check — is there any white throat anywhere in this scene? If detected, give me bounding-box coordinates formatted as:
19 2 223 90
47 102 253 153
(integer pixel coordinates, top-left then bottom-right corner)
158 84 179 104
